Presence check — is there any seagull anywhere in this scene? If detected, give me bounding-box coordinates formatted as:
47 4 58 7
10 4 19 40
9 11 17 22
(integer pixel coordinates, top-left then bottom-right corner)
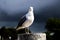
16 6 34 33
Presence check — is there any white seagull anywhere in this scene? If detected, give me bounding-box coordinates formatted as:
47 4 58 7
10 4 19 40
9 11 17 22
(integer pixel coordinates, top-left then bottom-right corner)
16 6 34 33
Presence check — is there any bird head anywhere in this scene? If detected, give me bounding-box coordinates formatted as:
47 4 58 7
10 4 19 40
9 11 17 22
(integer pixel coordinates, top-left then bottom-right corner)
29 6 33 12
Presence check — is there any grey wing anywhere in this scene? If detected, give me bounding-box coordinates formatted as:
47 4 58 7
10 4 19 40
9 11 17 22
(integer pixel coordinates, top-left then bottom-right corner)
16 15 27 29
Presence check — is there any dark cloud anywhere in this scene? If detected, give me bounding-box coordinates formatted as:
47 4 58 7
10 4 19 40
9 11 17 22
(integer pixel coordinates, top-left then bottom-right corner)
0 0 60 28
35 1 60 23
0 10 27 21
0 2 60 23
0 0 60 32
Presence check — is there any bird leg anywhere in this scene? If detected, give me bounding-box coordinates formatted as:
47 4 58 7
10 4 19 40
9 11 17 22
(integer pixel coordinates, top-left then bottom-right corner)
25 27 29 34
25 28 26 33
27 27 29 34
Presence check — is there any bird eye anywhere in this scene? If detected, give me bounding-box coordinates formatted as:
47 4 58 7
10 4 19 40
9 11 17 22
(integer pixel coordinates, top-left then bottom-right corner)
29 8 31 11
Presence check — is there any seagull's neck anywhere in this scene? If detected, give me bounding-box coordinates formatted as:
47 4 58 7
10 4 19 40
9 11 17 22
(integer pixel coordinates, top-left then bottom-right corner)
26 10 34 20
28 11 34 16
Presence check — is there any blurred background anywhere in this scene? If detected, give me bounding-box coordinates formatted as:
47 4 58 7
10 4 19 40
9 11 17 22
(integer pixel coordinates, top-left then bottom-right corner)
0 0 60 32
